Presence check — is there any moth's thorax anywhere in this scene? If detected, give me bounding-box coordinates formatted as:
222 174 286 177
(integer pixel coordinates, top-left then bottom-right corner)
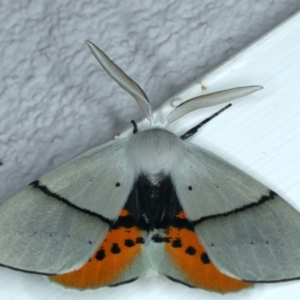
126 128 184 177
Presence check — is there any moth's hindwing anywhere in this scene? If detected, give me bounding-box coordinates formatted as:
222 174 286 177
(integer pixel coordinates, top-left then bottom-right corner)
162 211 251 292
144 177 252 293
51 188 151 289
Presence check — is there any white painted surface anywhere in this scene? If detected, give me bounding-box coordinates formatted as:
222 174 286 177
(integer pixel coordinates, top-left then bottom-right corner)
1 1 300 299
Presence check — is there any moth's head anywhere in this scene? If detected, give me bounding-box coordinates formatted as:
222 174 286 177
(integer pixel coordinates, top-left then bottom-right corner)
127 127 185 176
86 41 262 138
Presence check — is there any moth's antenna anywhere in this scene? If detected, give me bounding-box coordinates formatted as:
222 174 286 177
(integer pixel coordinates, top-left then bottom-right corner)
86 41 153 123
180 104 232 140
167 86 262 124
131 120 138 134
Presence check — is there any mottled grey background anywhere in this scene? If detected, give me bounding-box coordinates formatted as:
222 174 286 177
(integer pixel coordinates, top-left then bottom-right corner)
0 1 299 202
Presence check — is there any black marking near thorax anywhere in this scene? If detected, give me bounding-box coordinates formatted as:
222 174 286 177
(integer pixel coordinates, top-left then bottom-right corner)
113 175 192 233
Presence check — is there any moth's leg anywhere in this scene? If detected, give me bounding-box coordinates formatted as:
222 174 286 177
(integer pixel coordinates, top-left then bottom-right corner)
131 120 138 134
180 104 232 140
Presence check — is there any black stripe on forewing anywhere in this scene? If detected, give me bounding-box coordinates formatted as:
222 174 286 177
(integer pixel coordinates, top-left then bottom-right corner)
30 180 113 226
0 263 56 276
166 275 195 288
109 277 138 287
243 276 300 284
192 190 277 226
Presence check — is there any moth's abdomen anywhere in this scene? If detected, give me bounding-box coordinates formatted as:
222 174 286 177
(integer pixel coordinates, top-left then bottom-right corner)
127 128 184 175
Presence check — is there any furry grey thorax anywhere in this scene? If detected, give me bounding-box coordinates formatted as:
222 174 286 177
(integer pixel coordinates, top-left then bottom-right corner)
126 128 185 184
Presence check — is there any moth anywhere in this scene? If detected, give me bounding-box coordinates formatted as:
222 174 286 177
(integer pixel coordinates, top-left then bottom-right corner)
0 41 299 294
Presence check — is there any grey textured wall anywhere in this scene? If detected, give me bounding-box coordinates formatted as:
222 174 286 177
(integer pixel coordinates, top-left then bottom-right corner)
1 1 299 202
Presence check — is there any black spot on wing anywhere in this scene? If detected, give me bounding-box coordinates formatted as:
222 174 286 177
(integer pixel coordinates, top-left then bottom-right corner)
124 239 135 247
200 252 210 264
111 243 121 254
185 246 196 255
136 237 145 244
172 239 182 248
115 182 120 187
95 249 105 261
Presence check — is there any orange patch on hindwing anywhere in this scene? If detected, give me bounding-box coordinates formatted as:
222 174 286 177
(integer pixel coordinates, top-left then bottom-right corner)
50 209 145 289
165 211 252 293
